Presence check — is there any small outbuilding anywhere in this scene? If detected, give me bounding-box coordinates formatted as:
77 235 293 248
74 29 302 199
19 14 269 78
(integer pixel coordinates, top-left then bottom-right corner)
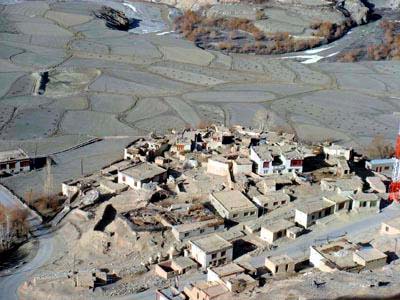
260 219 295 244
353 248 387 269
265 254 295 275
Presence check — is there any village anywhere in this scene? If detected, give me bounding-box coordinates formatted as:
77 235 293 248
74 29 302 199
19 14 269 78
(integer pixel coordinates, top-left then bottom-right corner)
2 124 397 299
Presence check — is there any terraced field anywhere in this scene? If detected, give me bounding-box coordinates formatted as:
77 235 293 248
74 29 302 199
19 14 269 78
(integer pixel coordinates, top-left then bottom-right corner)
0 0 400 197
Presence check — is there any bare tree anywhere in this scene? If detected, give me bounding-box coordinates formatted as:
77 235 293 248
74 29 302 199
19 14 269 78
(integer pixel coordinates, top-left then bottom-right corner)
253 109 270 131
366 134 394 159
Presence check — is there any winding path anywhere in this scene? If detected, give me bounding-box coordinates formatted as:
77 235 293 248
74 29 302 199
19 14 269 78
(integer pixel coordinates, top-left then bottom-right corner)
0 232 54 300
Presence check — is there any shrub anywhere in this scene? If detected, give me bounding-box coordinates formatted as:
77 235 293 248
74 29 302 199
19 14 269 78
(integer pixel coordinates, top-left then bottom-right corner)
255 9 266 21
217 41 234 50
339 49 363 62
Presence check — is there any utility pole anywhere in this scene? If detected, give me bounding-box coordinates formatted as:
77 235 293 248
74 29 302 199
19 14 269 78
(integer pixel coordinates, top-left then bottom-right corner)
44 157 53 202
80 158 84 176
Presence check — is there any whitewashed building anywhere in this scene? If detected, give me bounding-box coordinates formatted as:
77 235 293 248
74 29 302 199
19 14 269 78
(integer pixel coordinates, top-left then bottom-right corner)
250 145 303 176
118 162 167 190
0 149 30 175
188 234 233 268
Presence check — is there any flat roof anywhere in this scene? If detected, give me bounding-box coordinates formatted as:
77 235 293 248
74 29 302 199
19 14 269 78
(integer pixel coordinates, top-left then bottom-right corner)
252 145 273 161
350 192 379 202
172 256 197 269
383 216 400 229
211 190 257 213
254 191 290 205
296 199 333 214
119 162 166 181
173 219 224 233
158 287 185 300
354 248 387 262
0 149 29 162
323 193 349 204
262 219 294 233
190 234 232 253
322 176 363 191
265 254 294 265
192 281 229 298
208 262 244 277
235 157 252 165
313 238 359 269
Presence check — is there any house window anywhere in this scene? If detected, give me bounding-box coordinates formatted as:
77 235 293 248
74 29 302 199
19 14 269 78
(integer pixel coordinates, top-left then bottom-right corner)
362 201 367 207
122 176 126 182
221 251 226 257
200 229 205 234
214 225 219 230
311 215 315 220
263 161 270 168
184 232 189 237
371 201 377 207
9 162 15 169
290 160 303 167
386 226 390 232
250 211 255 215
244 212 249 216
0 164 5 170
273 202 278 206
212 253 217 259
385 166 390 170
233 214 238 218
20 160 30 167
281 201 286 205
338 202 345 210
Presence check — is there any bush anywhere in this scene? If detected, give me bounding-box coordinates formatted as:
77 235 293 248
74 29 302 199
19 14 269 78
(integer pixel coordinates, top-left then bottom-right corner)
366 134 394 159
339 49 363 62
255 9 266 21
217 41 234 50
0 203 29 248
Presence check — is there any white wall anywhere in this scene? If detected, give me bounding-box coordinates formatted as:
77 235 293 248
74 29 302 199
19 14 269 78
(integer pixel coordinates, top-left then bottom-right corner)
207 159 230 176
172 224 225 241
118 172 141 189
294 210 309 228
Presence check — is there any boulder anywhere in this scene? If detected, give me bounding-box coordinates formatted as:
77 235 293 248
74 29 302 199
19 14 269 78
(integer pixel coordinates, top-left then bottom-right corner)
340 0 369 25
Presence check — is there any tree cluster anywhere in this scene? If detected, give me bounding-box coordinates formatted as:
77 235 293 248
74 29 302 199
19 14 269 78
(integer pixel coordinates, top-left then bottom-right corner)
174 10 353 55
0 204 29 252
